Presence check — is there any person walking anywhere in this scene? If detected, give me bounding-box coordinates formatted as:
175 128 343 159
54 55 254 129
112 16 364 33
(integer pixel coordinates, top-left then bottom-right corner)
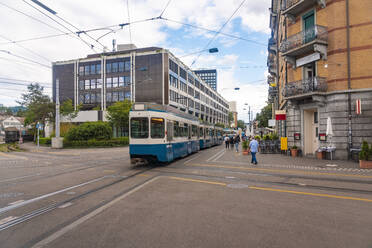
224 135 230 149
249 137 259 165
230 135 234 149
234 134 240 152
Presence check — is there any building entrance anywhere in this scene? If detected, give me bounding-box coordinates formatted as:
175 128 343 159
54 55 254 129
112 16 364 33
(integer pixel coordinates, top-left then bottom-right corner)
304 109 318 155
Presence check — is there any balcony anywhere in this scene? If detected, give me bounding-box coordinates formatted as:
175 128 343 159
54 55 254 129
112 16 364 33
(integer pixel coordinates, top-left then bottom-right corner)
282 0 326 18
284 77 327 98
280 25 327 60
268 37 277 55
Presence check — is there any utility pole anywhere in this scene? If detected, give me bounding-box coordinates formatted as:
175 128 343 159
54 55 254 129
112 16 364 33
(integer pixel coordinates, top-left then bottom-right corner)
52 78 63 148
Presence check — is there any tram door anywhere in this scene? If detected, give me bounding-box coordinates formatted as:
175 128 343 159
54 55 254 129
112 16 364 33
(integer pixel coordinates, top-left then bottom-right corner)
166 121 174 161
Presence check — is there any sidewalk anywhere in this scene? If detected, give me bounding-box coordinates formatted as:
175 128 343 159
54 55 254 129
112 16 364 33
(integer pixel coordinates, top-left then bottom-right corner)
19 142 52 153
219 145 367 172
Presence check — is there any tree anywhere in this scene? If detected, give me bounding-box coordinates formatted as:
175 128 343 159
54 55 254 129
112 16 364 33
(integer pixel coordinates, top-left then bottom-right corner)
237 120 245 129
60 99 80 121
106 100 132 137
228 112 234 127
17 83 54 138
255 103 272 128
215 122 225 128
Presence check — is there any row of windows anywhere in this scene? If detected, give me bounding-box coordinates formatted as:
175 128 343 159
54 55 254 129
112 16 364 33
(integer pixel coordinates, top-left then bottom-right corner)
169 74 178 88
106 76 130 88
106 61 130 73
79 91 131 104
79 64 101 76
79 79 102 90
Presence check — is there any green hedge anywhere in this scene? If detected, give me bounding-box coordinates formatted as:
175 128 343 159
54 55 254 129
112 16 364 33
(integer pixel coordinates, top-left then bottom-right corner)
63 137 129 148
39 137 51 145
64 121 112 141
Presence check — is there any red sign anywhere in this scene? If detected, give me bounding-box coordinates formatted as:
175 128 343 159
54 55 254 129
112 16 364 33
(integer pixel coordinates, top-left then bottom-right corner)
275 110 286 120
356 99 362 115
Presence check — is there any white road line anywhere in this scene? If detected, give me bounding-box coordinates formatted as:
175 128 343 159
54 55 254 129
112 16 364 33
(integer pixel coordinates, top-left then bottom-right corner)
31 176 159 248
8 200 24 206
212 150 226 162
0 176 107 216
207 149 225 162
0 173 42 184
183 154 201 165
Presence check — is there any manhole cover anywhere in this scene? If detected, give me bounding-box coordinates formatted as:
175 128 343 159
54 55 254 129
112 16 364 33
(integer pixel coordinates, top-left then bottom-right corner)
227 184 248 189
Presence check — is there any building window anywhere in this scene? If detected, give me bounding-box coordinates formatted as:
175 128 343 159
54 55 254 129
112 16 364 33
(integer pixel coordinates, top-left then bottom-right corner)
125 91 131 99
119 61 124 72
96 64 101 74
112 62 118 73
96 93 101 103
97 78 102 89
119 77 125 87
79 94 84 104
79 80 84 90
119 91 124 101
84 93 90 103
106 77 112 88
90 79 96 89
169 75 178 88
90 64 96 75
106 92 112 102
112 77 118 88
79 66 84 76
106 63 111 73
85 80 90 90
180 81 187 92
84 65 90 75
180 68 186 80
112 91 118 101
124 76 130 86
125 61 130 71
314 111 318 124
91 93 96 103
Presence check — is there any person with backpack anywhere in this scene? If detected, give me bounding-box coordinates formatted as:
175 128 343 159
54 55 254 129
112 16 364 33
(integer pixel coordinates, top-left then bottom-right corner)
234 134 240 153
224 135 230 149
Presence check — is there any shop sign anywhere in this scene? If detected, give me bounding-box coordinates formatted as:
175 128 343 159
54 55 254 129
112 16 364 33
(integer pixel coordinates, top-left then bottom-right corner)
319 133 327 141
294 133 301 140
268 119 276 127
275 110 286 120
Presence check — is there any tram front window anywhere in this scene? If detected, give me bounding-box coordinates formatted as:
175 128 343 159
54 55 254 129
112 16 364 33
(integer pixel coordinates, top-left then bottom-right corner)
151 118 165 138
131 118 149 138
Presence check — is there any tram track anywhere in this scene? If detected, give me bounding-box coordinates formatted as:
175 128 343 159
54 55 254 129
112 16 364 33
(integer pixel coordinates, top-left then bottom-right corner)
0 166 155 232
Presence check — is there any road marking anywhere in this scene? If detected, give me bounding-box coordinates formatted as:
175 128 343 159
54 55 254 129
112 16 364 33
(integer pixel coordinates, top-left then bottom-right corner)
189 163 372 179
138 174 151 177
206 149 225 162
0 176 107 215
0 173 42 183
58 202 73 209
249 186 372 203
8 200 24 205
168 176 227 186
183 154 201 165
0 152 28 160
213 150 226 162
31 177 159 248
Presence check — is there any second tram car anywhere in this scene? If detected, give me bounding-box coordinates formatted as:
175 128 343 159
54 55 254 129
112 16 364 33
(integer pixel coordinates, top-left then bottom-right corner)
129 103 225 164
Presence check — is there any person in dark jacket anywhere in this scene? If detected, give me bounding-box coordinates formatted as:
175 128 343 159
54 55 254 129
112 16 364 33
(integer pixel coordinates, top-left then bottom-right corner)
234 134 240 152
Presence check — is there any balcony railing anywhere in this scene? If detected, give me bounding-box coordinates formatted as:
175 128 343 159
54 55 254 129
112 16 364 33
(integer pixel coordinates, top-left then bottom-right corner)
282 0 326 16
280 25 327 54
284 77 327 98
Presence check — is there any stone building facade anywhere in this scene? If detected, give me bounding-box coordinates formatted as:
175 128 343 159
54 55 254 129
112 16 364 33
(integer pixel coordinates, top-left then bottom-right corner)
268 0 372 159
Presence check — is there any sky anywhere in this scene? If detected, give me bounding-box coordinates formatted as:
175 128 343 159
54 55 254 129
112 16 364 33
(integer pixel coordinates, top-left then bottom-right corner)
0 0 270 122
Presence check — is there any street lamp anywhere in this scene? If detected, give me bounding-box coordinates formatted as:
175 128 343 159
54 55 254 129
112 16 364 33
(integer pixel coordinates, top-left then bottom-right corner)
180 48 219 58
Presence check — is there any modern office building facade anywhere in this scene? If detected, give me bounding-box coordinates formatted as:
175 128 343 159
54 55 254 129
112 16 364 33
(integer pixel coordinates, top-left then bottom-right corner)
193 69 217 91
268 0 372 159
52 46 229 125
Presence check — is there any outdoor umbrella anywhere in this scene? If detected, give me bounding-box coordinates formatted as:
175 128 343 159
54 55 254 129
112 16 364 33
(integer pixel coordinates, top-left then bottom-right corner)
326 116 333 146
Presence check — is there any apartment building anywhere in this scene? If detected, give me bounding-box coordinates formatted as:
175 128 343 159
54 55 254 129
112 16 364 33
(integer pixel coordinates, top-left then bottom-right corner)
52 46 229 125
268 0 372 159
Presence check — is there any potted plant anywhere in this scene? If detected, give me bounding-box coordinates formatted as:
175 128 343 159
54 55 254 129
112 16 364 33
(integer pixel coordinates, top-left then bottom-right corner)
242 140 249 155
359 141 372 169
291 145 298 157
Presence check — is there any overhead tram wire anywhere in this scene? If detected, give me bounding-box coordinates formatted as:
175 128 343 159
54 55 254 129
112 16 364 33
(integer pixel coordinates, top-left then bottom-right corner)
160 17 266 47
190 0 247 67
0 50 51 69
0 33 70 45
159 0 172 17
0 34 51 63
22 0 98 52
0 77 52 87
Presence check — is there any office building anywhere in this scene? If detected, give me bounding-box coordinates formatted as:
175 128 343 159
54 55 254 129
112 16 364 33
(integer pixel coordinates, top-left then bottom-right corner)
53 46 229 125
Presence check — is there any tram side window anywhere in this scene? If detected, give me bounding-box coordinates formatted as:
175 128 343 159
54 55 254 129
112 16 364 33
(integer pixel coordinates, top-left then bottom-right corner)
151 118 165 138
192 125 197 137
174 121 180 137
130 118 149 138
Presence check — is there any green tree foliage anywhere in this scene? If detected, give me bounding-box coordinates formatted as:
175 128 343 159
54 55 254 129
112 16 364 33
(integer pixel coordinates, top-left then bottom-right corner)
255 103 272 128
106 100 132 130
60 99 80 120
215 122 225 128
64 121 112 141
17 83 54 137
237 120 245 129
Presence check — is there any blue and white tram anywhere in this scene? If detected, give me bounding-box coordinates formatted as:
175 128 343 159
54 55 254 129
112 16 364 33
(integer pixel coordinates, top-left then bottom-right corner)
129 103 201 164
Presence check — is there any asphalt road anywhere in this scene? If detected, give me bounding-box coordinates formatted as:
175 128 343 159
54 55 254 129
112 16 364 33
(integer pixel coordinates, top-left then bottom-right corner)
0 145 372 248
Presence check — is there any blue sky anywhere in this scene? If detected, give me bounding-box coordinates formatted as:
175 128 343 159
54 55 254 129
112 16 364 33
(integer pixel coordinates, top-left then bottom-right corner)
0 0 270 122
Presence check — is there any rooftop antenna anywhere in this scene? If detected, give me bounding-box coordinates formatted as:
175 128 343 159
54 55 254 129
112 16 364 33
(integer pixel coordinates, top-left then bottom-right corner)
112 39 116 52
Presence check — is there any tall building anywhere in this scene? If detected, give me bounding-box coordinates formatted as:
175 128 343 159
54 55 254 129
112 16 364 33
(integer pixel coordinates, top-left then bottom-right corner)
52 46 229 125
268 0 372 159
229 101 238 128
193 69 217 91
